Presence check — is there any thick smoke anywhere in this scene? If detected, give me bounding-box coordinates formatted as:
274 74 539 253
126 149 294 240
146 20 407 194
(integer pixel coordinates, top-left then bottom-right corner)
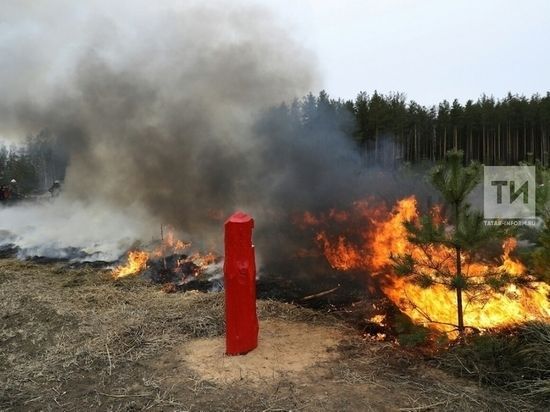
0 1 432 264
0 0 316 255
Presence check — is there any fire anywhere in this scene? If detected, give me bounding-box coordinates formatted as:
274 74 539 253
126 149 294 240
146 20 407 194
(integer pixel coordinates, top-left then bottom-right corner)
112 227 217 279
151 227 191 258
501 237 526 274
185 251 217 269
112 250 149 279
315 232 362 271
305 196 550 333
369 314 386 325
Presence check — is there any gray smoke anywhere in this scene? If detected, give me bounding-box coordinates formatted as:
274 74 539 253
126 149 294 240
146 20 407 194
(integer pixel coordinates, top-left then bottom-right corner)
0 197 157 261
0 1 433 263
0 0 318 254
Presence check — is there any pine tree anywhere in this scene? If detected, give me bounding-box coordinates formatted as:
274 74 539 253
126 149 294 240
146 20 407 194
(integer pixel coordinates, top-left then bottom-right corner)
391 150 512 338
532 164 550 282
532 219 550 283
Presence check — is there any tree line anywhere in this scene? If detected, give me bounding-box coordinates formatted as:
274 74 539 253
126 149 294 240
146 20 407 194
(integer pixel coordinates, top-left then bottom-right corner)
4 91 550 194
277 90 550 167
0 130 68 194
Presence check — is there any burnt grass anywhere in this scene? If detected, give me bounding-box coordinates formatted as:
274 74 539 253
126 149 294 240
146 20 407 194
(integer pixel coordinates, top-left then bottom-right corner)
0 258 544 411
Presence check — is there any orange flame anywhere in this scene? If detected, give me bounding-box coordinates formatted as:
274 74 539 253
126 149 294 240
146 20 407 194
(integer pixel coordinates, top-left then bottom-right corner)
112 250 149 279
305 196 550 332
315 232 362 271
151 227 191 258
186 251 217 269
501 237 526 275
177 251 219 276
111 227 218 279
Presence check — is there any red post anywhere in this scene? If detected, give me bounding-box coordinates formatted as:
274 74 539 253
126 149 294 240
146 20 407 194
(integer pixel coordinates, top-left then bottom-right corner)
224 212 259 355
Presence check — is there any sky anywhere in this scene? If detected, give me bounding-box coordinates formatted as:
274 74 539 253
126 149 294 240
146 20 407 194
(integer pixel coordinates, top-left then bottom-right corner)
254 0 550 105
0 0 548 122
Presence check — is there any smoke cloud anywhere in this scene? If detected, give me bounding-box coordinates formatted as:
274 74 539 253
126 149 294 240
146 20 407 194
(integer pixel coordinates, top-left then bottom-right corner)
0 1 432 264
0 0 316 254
0 198 156 261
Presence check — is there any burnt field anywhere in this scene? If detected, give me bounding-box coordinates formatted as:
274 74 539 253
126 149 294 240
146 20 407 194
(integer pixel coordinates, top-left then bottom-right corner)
0 258 544 412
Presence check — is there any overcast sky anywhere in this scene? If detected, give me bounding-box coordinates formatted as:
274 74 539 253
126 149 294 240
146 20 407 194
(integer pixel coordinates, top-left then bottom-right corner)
1 0 548 116
255 0 550 105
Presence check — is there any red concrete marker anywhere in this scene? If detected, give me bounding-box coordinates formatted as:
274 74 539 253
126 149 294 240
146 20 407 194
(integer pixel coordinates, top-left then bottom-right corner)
224 212 259 355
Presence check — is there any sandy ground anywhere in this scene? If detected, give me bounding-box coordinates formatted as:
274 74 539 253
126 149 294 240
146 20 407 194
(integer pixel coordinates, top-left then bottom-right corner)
0 258 535 411
179 319 340 383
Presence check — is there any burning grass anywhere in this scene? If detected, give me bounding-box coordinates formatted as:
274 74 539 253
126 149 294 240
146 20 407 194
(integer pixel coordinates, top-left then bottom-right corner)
0 258 545 410
111 226 220 285
301 196 550 334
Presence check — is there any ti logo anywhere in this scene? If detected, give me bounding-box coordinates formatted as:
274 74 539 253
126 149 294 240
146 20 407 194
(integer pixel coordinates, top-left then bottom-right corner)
484 166 536 219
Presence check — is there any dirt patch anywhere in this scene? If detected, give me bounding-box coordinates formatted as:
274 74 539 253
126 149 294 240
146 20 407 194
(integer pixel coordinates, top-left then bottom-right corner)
181 319 341 383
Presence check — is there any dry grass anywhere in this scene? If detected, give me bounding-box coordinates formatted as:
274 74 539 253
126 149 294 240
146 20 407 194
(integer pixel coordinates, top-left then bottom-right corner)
438 322 550 408
329 337 536 411
0 258 538 411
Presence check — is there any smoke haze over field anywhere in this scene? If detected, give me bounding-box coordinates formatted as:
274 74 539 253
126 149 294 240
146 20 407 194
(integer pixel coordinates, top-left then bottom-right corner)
0 198 157 261
0 0 434 261
0 0 315 253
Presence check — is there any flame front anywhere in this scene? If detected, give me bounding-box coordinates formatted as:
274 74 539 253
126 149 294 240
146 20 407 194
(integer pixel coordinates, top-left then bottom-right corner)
111 227 217 279
305 196 550 332
185 251 217 270
151 229 191 258
112 250 149 279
